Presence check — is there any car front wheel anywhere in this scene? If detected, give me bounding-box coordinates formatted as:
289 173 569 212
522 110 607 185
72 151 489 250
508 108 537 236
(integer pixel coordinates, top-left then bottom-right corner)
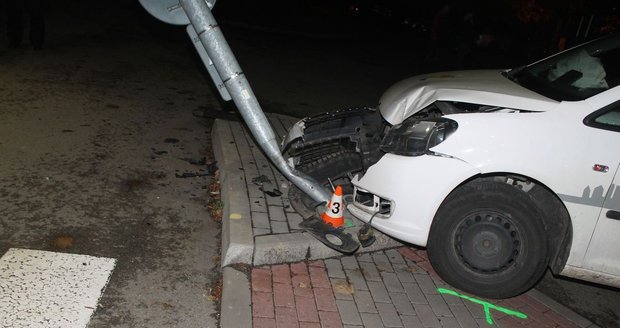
427 180 549 299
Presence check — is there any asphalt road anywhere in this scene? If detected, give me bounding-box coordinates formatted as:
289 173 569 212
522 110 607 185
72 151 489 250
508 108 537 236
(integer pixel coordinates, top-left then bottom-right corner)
0 1 618 327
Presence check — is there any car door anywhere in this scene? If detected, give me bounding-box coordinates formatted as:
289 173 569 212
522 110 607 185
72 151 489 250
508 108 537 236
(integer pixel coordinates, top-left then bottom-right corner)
582 101 620 276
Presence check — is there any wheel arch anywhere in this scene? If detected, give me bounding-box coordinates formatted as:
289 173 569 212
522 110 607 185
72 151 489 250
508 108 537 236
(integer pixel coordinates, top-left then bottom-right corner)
444 172 573 274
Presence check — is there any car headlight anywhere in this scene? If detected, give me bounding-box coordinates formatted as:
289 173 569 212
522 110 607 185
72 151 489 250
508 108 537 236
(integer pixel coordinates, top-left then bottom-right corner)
380 117 458 156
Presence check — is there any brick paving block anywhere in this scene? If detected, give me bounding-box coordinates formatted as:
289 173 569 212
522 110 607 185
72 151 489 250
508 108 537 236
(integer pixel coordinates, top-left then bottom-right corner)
501 296 526 309
542 310 581 328
309 266 332 288
341 256 359 270
325 259 346 279
271 221 290 234
519 305 557 328
299 323 321 328
254 228 271 236
382 272 405 293
253 291 275 318
392 263 415 283
385 248 406 264
438 316 461 328
448 304 479 328
276 306 299 328
398 247 425 263
416 249 429 260
251 196 268 213
360 312 385 328
417 260 441 280
314 287 338 312
308 260 325 268
413 273 438 295
440 292 463 306
291 262 308 275
254 317 276 328
401 315 424 328
497 316 528 328
345 269 369 291
414 304 442 328
367 281 391 303
287 212 304 230
293 274 313 298
372 252 394 273
390 292 415 315
353 290 378 313
357 253 373 262
403 260 424 275
252 212 271 229
376 302 404 327
402 282 429 305
331 278 354 301
360 261 382 281
426 293 453 317
252 267 273 292
296 295 320 323
518 294 551 313
272 264 292 285
318 311 344 328
336 299 363 325
274 283 296 308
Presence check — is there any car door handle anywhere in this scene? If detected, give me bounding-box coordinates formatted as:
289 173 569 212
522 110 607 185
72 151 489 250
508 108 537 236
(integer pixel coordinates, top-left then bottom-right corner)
607 210 620 220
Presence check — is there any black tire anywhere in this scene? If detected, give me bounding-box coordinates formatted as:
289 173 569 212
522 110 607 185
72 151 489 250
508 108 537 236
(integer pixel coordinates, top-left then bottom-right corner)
427 180 549 299
288 151 363 217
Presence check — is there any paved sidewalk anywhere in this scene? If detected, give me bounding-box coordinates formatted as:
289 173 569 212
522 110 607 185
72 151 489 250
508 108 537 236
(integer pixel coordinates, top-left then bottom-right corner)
213 117 599 328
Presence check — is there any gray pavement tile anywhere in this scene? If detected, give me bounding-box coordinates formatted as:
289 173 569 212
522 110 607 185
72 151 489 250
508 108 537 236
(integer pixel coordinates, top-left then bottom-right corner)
393 263 416 283
403 282 429 305
345 269 369 291
390 292 416 316
247 183 264 199
373 252 394 273
341 256 359 270
413 274 438 295
413 304 442 327
325 259 346 279
331 278 354 301
271 221 289 234
376 303 404 327
252 212 271 229
438 316 460 328
401 314 424 328
385 248 406 264
462 297 486 319
426 293 452 317
286 212 304 230
268 206 287 222
250 197 267 213
343 326 364 328
367 281 391 303
360 261 382 281
336 299 363 325
447 304 479 328
253 228 271 236
382 272 405 293
361 313 385 328
353 290 377 313
357 253 373 262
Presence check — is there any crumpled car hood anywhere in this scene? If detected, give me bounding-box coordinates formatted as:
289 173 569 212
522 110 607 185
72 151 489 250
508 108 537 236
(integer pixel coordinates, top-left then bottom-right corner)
379 70 559 125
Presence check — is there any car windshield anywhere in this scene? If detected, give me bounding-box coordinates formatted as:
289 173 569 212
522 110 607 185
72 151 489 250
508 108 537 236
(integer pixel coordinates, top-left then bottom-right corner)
507 33 620 101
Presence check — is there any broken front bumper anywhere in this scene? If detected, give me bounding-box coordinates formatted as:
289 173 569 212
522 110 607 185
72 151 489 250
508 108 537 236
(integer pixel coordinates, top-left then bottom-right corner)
347 153 480 247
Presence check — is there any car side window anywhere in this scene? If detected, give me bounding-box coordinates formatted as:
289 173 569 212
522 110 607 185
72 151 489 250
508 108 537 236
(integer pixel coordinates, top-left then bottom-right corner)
585 101 620 132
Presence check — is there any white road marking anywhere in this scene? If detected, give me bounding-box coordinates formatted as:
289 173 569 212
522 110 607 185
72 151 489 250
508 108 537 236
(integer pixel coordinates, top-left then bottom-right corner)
0 248 116 328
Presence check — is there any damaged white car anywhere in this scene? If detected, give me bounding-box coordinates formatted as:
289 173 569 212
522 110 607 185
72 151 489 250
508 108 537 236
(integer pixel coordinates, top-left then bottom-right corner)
283 33 620 298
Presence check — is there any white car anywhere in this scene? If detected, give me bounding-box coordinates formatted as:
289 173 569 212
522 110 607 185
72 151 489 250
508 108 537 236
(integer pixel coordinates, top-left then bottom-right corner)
284 33 620 298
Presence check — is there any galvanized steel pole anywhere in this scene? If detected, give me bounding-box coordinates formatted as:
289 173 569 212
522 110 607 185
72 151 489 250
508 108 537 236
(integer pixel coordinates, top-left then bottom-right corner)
179 0 330 203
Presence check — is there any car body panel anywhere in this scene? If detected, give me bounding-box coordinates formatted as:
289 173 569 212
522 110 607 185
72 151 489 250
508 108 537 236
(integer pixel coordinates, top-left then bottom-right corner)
378 70 560 125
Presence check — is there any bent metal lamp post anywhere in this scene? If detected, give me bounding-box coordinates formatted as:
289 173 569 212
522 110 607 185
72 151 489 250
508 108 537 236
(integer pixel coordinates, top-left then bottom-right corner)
139 0 331 204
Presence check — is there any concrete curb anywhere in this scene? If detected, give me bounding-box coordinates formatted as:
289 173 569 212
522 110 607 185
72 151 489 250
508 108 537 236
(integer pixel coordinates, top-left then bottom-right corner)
220 267 252 328
527 288 599 328
212 119 254 266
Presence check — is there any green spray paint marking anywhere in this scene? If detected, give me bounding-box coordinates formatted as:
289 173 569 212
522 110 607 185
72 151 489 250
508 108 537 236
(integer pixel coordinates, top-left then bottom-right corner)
437 288 527 325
